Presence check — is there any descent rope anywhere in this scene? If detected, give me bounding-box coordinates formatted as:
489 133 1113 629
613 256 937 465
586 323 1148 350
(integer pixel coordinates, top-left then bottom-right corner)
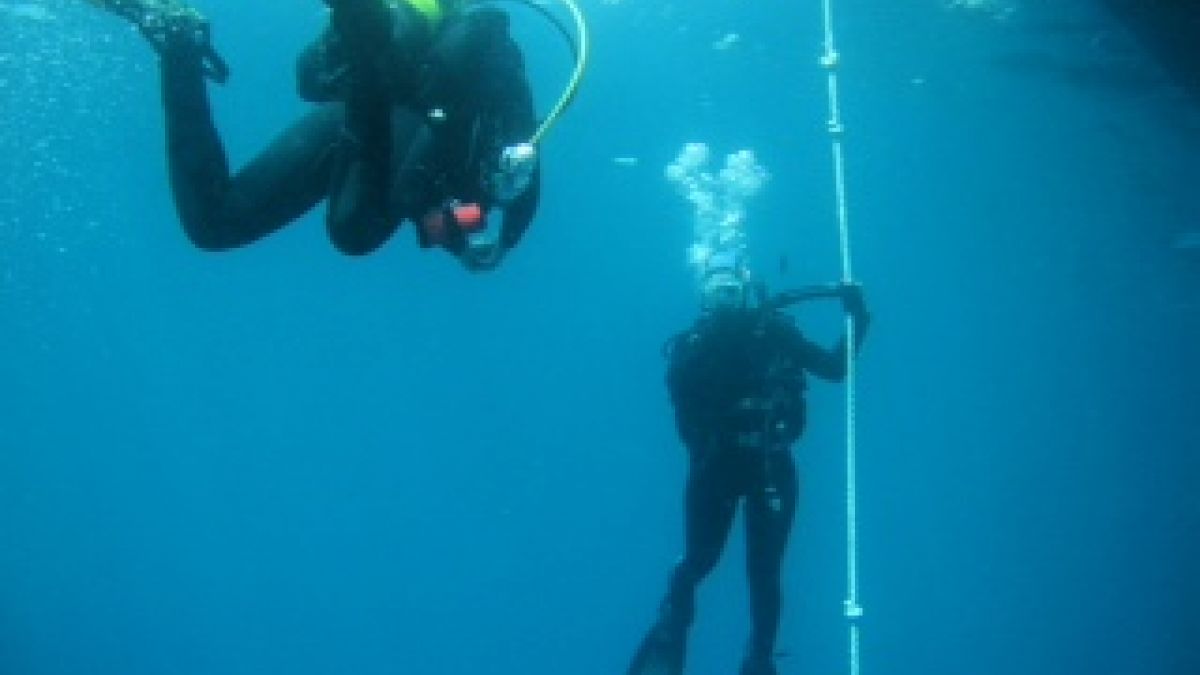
817 0 863 673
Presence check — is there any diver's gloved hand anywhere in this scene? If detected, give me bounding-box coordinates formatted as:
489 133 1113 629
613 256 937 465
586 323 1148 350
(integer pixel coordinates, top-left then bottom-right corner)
417 200 505 272
419 200 479 248
458 236 506 273
486 143 537 205
458 215 507 272
324 0 394 57
837 281 869 322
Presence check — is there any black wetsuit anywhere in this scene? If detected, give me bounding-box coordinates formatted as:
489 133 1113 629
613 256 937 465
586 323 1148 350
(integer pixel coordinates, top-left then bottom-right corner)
160 4 539 256
631 305 868 675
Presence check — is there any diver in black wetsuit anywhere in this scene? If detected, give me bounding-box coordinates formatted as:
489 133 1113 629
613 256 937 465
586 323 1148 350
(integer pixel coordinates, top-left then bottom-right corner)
628 260 871 675
110 0 539 270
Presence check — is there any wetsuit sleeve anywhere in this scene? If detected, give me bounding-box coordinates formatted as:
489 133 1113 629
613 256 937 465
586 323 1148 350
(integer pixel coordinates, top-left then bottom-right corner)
667 366 703 451
469 10 541 249
782 313 870 383
500 164 539 249
665 333 712 453
299 4 430 106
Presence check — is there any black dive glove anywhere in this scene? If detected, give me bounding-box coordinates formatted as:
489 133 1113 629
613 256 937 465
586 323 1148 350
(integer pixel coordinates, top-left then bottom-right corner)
323 0 395 58
838 281 870 324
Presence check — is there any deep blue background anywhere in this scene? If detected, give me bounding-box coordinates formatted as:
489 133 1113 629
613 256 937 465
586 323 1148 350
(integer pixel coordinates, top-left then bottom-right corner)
2 1 1197 674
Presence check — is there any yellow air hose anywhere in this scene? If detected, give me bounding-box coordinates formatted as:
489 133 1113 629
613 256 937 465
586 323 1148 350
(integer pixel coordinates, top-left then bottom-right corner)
522 0 589 145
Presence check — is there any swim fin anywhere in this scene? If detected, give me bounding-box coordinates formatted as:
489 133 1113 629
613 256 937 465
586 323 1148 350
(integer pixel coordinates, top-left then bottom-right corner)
738 654 778 675
627 624 686 675
85 0 229 82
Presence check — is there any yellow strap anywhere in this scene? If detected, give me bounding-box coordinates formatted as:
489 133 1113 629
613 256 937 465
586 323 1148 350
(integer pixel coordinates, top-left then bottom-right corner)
395 0 445 26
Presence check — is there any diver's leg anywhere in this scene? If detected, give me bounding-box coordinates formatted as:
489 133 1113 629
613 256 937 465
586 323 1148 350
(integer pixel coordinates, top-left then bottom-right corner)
669 452 740 615
385 109 438 222
628 452 738 675
322 0 432 255
741 452 799 675
325 107 433 255
161 54 340 250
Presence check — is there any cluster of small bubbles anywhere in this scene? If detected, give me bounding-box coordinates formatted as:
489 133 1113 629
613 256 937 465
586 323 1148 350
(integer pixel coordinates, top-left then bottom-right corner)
943 0 1016 21
712 33 740 51
0 2 56 22
665 142 769 284
0 0 148 338
1174 231 1200 252
0 1 144 247
719 150 770 201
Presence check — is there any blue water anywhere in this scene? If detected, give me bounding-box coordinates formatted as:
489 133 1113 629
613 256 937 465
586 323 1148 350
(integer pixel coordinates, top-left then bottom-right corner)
2 1 1198 674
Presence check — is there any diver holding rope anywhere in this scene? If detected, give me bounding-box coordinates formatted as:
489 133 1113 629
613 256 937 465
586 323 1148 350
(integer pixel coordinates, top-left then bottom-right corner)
630 257 871 675
89 0 587 270
627 145 871 675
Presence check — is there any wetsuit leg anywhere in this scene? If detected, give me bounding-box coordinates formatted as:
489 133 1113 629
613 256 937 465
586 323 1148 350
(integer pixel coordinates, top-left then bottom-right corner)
326 106 436 255
385 110 438 224
325 81 392 255
161 55 341 251
322 2 432 255
667 451 740 615
628 451 739 675
742 451 799 667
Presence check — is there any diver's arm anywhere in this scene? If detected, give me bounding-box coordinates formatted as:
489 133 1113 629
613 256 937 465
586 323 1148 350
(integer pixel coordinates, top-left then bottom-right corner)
470 10 539 149
456 14 540 270
475 10 541 239
499 164 540 250
303 2 426 104
453 169 536 270
796 328 865 383
455 173 536 270
666 357 710 452
792 284 871 382
326 0 401 64
792 331 847 383
487 70 541 254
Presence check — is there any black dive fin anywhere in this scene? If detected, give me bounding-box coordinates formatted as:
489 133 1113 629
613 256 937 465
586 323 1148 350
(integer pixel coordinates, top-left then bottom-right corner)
739 655 779 675
85 0 229 83
627 629 685 675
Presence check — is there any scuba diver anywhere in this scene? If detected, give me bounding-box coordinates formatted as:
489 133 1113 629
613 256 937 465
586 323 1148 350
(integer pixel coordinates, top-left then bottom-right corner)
90 0 573 271
628 253 871 675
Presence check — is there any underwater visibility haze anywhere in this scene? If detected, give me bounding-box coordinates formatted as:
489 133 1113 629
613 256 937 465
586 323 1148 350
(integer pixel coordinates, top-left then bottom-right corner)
1 1 1198 674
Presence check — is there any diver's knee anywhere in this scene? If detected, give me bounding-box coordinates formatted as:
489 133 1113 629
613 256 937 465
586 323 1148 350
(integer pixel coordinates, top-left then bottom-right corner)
326 214 389 255
329 227 387 256
326 205 398 255
181 221 241 252
330 234 377 256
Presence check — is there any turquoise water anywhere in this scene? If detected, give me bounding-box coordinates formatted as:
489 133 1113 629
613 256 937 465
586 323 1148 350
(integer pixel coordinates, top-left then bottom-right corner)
2 1 1197 674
